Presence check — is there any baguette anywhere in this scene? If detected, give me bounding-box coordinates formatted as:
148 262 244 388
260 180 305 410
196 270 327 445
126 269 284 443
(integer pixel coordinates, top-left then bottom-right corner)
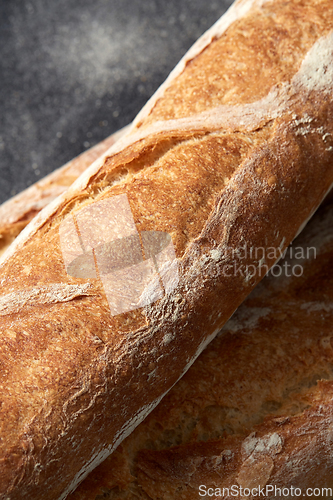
0 0 333 498
66 191 333 500
0 126 129 258
2 143 333 500
2 148 333 500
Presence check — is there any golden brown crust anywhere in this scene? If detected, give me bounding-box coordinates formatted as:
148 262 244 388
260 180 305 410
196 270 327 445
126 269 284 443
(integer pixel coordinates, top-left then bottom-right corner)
68 199 333 500
132 0 332 127
0 0 332 498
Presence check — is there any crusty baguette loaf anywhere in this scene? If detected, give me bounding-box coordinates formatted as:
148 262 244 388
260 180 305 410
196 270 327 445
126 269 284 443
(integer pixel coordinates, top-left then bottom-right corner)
0 0 333 498
67 197 333 500
0 126 129 258
2 156 333 499
2 135 332 500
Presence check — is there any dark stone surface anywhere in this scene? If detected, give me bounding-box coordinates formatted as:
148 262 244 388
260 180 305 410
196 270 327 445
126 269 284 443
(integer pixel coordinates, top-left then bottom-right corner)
0 0 232 204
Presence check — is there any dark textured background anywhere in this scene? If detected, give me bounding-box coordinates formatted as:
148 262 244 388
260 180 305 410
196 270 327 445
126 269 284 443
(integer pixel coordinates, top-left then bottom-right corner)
0 0 233 205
